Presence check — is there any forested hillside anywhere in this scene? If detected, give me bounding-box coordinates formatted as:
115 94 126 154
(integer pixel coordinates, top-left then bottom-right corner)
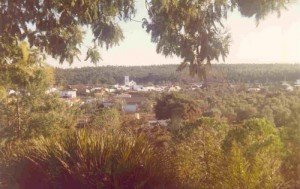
55 64 300 85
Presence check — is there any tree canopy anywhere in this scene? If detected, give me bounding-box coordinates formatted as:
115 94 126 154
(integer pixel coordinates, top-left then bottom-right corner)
0 0 291 76
155 93 202 120
0 0 135 64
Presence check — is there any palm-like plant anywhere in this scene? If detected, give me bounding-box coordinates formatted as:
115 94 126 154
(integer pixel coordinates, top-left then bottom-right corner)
1 130 177 189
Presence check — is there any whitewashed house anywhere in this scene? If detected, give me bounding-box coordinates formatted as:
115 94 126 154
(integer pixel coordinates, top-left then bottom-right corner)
61 90 77 98
141 86 156 92
294 79 300 87
91 87 101 93
46 87 57 94
282 82 294 91
168 86 181 92
133 85 144 91
247 88 261 92
105 88 117 93
116 93 132 98
120 85 131 91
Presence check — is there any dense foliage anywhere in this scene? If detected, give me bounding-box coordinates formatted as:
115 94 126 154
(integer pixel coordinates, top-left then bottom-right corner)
0 0 135 64
1 87 300 188
0 42 79 143
55 64 300 85
155 93 202 120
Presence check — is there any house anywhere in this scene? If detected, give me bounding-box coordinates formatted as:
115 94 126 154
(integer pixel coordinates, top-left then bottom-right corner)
133 85 144 91
127 80 137 87
46 87 57 94
116 93 132 98
85 98 96 103
168 86 181 92
8 89 17 95
122 104 138 113
154 86 167 92
100 95 146 113
61 90 77 98
68 85 90 96
102 102 113 107
141 86 156 92
101 100 138 113
247 88 261 92
105 88 117 93
61 98 81 106
190 83 203 90
91 87 102 93
120 85 131 91
148 120 169 127
282 82 294 91
294 79 300 87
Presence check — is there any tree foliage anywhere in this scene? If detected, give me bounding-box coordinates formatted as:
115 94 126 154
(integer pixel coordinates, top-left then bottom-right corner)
0 0 291 76
0 0 135 64
143 0 289 77
155 93 202 121
0 42 79 143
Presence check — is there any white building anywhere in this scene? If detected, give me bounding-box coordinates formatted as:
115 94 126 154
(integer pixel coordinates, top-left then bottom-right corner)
282 82 294 91
124 76 130 85
120 85 131 91
61 90 77 98
141 86 156 92
105 88 117 93
124 76 136 87
46 87 57 94
294 79 300 87
133 85 144 91
91 87 101 92
168 86 181 92
247 88 261 92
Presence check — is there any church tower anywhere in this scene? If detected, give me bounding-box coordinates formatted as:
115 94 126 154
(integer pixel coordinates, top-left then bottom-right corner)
124 76 129 85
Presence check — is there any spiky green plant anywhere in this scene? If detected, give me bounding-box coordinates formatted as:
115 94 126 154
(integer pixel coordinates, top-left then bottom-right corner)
0 130 177 189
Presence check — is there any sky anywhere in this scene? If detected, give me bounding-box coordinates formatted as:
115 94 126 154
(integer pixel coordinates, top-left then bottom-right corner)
48 0 300 68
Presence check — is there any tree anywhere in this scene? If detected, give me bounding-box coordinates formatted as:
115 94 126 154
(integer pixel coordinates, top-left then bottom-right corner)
223 118 283 188
0 0 290 76
279 104 300 188
143 0 289 78
0 42 79 143
89 107 121 131
174 118 228 188
155 93 202 121
0 0 135 64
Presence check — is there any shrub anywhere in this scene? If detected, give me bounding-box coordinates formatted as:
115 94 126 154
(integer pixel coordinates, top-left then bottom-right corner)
0 130 177 189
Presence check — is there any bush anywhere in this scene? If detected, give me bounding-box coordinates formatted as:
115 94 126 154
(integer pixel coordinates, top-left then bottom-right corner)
0 130 177 189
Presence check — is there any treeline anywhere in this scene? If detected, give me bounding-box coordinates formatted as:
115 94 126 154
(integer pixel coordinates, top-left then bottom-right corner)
54 64 300 85
54 65 182 85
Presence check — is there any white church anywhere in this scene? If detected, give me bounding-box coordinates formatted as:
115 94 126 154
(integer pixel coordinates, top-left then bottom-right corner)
124 76 137 87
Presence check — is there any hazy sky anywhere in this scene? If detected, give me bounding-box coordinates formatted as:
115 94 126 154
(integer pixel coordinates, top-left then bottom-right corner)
48 0 300 68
